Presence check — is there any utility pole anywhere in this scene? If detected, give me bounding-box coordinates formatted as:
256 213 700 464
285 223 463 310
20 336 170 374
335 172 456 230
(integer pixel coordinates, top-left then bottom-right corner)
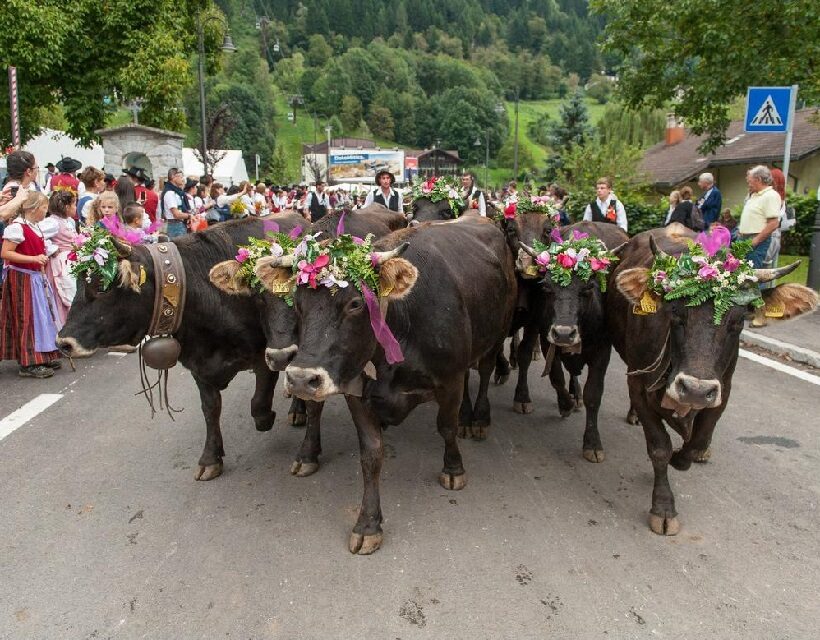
485 129 490 187
512 89 520 179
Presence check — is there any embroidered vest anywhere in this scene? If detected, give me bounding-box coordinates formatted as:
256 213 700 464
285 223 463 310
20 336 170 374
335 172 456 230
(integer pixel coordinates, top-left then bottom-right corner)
372 188 399 212
589 199 618 224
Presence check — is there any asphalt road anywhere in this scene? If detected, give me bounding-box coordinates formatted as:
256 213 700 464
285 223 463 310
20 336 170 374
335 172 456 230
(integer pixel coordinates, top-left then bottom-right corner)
1 344 818 639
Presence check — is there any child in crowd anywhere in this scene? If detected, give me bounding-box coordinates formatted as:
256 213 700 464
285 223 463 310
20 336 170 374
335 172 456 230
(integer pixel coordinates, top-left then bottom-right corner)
0 191 61 378
122 203 157 244
87 191 121 227
40 191 79 327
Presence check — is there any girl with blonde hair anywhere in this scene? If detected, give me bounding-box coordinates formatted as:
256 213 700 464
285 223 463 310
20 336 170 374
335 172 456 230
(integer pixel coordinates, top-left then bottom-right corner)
87 191 121 226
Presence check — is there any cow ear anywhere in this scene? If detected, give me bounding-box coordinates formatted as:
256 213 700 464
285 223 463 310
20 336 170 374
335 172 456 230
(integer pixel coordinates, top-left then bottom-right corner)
209 260 251 296
760 283 819 320
118 259 142 293
615 267 650 305
254 257 293 295
379 257 418 301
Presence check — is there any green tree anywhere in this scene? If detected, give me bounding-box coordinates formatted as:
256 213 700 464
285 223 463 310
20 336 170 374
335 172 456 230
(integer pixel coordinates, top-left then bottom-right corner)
585 74 613 104
592 0 820 151
366 106 395 140
548 91 593 151
267 144 290 184
558 141 650 204
526 113 552 146
339 95 364 132
328 115 344 137
305 34 332 67
597 104 666 149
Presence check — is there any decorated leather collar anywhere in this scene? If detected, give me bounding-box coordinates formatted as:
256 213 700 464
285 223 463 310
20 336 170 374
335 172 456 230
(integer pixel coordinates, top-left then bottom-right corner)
141 242 186 371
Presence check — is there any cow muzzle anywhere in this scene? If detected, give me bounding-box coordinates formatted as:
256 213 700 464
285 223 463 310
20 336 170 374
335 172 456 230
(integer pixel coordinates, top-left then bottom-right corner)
265 345 298 371
285 365 340 401
56 336 97 358
666 373 722 412
548 324 580 348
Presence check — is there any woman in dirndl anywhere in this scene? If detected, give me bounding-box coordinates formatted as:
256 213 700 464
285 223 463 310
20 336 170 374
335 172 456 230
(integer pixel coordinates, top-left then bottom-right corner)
0 191 61 378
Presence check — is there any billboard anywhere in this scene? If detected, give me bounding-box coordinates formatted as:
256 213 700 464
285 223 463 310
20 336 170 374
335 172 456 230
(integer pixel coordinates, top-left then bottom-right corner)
328 149 404 183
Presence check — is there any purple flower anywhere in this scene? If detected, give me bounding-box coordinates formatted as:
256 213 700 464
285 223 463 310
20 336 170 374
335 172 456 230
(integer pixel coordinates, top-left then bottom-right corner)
550 227 563 243
653 270 667 284
235 248 250 263
536 251 551 269
288 226 303 240
723 253 740 272
571 229 589 240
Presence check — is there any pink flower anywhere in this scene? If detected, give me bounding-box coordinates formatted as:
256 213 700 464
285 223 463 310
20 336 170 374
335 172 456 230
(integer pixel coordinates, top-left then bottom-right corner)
67 251 77 262
550 227 563 244
235 248 250 263
698 264 719 280
297 253 330 289
536 251 551 269
504 203 517 219
653 270 667 284
75 234 90 246
590 256 610 272
556 253 577 269
422 185 432 194
724 254 740 272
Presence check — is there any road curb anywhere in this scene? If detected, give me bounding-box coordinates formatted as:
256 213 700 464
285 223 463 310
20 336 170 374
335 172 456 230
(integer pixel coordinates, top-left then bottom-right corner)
740 329 820 368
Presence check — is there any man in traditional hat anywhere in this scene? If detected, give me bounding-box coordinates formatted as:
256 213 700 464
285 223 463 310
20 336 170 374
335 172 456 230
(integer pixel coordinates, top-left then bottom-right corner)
43 162 57 194
364 169 401 212
50 157 82 196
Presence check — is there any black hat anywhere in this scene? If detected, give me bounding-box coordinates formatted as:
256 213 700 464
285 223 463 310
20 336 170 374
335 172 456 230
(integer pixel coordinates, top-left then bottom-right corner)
374 169 395 185
45 162 56 169
104 173 116 183
124 166 140 178
56 157 82 173
184 178 198 191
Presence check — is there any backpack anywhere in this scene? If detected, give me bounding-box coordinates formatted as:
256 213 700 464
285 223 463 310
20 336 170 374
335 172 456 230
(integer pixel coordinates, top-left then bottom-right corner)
689 202 705 231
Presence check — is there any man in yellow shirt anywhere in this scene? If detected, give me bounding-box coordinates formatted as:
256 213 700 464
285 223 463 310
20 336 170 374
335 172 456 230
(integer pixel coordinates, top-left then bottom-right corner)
738 165 781 268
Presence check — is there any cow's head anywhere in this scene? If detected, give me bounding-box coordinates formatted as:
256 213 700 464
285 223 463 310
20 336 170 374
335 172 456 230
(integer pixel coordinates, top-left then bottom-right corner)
616 239 817 414
502 213 555 279
208 259 297 371
407 197 463 225
258 245 417 402
57 238 153 356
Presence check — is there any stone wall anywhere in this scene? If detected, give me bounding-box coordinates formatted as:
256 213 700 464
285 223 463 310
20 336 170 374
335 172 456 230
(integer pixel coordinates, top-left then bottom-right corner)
97 125 184 183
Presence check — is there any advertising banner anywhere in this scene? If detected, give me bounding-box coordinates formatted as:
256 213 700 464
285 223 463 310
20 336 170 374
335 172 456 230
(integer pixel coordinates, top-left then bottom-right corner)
328 149 404 184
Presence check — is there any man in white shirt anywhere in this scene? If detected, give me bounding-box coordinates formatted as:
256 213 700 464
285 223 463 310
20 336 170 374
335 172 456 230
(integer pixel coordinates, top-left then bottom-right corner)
738 165 781 268
364 170 402 212
303 181 330 222
582 177 628 232
161 168 192 238
461 172 486 216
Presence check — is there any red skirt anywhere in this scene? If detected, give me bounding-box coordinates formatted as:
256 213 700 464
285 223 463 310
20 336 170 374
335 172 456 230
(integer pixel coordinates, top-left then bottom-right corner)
0 269 59 367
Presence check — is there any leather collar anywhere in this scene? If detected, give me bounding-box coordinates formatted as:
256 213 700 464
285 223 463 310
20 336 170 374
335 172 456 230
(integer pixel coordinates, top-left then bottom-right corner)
145 242 186 337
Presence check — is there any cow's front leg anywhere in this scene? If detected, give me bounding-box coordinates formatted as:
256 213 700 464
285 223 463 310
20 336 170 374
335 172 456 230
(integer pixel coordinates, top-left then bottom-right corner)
193 375 226 481
345 395 384 555
670 378 730 470
579 348 611 463
291 400 324 477
436 375 467 490
629 380 678 535
251 363 278 432
513 324 538 414
548 354 575 417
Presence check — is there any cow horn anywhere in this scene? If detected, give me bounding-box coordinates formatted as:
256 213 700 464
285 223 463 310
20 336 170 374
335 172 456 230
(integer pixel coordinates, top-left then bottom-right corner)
518 241 538 258
257 254 295 270
371 242 409 265
110 235 132 258
611 241 628 257
754 260 800 283
648 235 669 259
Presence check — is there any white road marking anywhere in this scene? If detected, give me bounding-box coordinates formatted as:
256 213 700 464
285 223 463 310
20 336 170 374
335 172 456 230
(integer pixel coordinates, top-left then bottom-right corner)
738 349 820 386
108 352 128 357
0 394 63 441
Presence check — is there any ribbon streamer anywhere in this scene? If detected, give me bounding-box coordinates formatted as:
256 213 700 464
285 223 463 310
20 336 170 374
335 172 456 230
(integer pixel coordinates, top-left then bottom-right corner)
360 281 404 364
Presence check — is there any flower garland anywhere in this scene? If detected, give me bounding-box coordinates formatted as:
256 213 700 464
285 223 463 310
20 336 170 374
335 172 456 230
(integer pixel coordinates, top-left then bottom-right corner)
234 222 302 297
647 234 762 324
531 228 617 291
292 233 379 295
67 226 120 289
410 176 465 215
504 195 560 224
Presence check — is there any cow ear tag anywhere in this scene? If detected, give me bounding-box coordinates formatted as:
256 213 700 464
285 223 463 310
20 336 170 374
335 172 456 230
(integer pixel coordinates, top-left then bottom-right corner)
764 301 785 318
633 290 658 315
139 265 147 287
524 265 539 277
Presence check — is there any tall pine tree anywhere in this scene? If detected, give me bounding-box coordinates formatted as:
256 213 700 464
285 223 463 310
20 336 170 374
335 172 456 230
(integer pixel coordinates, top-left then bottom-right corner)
547 91 593 151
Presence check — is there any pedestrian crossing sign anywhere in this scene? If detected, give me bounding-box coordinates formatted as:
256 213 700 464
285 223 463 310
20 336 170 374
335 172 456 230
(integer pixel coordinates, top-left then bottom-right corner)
745 87 794 133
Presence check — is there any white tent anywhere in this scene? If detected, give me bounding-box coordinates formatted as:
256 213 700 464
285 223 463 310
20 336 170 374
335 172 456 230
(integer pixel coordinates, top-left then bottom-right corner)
0 128 105 185
182 148 249 186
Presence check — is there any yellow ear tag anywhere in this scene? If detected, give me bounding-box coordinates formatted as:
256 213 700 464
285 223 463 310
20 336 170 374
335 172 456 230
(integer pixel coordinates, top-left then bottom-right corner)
380 284 394 298
524 265 539 277
633 290 658 315
764 302 785 318
139 265 147 286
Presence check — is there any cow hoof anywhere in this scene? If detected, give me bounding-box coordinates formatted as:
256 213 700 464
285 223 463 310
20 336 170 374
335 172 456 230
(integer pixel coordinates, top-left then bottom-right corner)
494 373 509 385
439 472 467 491
626 408 640 425
348 531 383 555
194 462 223 481
254 412 275 432
693 447 712 463
457 424 470 439
648 513 680 536
290 459 319 477
513 402 533 414
472 425 487 441
559 406 573 418
287 411 307 427
583 449 605 463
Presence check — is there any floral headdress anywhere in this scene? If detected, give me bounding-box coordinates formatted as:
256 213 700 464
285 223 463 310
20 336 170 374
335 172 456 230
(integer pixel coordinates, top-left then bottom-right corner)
502 195 560 225
647 227 762 324
68 226 121 289
531 228 618 291
234 221 302 297
410 176 465 215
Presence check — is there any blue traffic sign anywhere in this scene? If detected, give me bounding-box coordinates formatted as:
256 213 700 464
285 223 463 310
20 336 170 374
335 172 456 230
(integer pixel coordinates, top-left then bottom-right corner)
745 87 795 133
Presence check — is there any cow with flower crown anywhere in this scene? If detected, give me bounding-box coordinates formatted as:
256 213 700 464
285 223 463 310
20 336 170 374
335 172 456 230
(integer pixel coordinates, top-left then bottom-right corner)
608 223 817 536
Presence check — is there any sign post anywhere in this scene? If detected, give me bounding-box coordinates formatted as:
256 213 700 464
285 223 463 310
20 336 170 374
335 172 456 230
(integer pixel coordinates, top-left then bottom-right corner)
8 66 21 148
745 85 798 179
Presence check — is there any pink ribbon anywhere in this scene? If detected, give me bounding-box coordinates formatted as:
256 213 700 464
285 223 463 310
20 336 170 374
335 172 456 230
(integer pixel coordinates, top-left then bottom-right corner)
288 226 303 240
336 211 346 236
696 225 731 257
263 219 280 234
361 281 404 364
101 215 162 244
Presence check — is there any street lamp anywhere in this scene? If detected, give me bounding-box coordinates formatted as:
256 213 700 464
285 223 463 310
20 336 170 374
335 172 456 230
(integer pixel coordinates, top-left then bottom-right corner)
475 133 490 186
434 137 442 176
197 13 236 177
325 124 333 184
512 89 520 179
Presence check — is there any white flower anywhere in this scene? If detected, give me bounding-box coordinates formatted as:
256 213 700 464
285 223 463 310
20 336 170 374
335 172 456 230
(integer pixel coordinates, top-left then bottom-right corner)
576 248 591 261
270 242 284 257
